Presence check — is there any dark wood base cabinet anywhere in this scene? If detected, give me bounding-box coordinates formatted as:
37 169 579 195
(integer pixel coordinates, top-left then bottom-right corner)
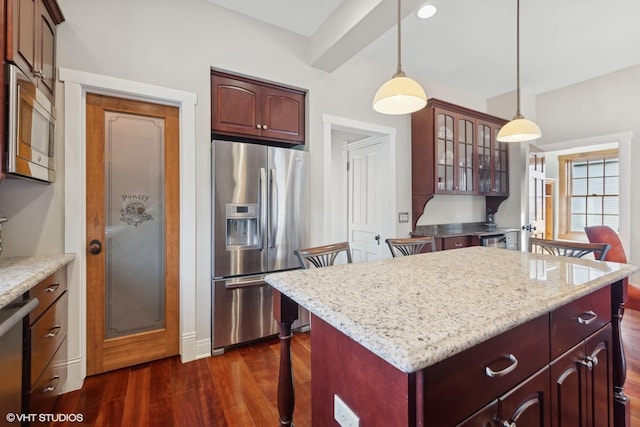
281 283 624 426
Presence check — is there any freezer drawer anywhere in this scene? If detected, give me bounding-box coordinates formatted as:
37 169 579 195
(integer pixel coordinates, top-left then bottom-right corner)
212 276 309 351
212 276 279 349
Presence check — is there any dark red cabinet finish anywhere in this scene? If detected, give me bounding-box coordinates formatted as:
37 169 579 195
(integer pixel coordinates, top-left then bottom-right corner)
551 325 613 427
411 99 508 228
6 0 63 103
292 284 620 426
211 71 305 144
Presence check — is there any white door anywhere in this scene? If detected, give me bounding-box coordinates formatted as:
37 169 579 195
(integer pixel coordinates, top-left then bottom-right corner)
348 139 386 262
524 151 546 250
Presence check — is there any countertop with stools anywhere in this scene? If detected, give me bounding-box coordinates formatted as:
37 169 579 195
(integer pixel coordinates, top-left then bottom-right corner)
267 246 639 426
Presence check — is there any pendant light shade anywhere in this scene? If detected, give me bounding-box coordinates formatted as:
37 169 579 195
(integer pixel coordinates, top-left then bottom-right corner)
373 0 427 115
497 0 541 142
496 116 542 142
373 74 427 115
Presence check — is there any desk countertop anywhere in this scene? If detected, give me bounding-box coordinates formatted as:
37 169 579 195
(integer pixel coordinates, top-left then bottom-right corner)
266 246 638 373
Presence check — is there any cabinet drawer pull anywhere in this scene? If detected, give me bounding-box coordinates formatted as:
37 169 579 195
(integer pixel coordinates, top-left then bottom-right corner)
577 310 597 325
45 283 60 293
42 375 60 393
454 243 463 247
485 354 518 378
497 420 516 427
45 325 62 338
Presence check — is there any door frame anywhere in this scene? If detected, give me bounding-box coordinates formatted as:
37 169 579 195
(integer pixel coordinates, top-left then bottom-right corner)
321 114 396 254
59 68 198 392
522 131 632 252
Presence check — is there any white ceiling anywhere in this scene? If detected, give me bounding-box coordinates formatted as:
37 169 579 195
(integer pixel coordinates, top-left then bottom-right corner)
207 0 640 99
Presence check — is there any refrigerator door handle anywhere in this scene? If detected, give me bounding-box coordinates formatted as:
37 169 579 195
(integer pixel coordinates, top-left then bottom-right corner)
259 168 267 251
270 168 278 248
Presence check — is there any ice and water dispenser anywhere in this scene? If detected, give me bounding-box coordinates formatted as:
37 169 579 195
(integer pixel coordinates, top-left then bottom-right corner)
225 203 260 250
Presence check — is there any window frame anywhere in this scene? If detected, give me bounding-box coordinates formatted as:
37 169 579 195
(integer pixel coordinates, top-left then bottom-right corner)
558 148 619 240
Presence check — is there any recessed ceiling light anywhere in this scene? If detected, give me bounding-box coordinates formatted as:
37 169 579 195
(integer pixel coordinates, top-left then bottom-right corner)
416 4 438 19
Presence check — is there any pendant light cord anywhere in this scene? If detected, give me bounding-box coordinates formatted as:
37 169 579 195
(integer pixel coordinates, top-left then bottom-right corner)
395 0 405 77
515 0 522 118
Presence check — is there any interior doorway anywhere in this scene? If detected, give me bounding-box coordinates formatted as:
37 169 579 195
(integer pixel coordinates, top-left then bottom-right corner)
528 131 631 250
322 115 397 258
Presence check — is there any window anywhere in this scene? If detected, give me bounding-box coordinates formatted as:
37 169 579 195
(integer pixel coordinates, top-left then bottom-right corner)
558 149 619 238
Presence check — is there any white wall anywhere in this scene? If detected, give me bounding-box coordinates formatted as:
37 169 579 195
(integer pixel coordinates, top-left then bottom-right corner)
489 65 640 269
0 0 489 380
534 65 640 267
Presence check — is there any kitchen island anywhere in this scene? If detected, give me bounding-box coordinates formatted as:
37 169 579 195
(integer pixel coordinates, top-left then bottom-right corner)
266 246 639 426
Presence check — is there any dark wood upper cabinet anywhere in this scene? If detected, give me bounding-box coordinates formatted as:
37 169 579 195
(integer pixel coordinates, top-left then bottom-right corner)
411 99 508 228
6 0 64 103
211 70 306 145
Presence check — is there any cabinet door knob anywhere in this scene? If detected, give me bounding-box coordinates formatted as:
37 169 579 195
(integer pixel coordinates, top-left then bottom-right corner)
34 69 44 78
262 124 268 130
256 124 261 129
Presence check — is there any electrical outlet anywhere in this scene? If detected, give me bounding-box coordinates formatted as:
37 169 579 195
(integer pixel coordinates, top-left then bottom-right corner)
398 212 409 223
334 395 360 427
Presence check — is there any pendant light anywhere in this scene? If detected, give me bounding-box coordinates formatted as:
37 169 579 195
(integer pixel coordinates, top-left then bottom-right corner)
496 0 542 142
373 0 427 115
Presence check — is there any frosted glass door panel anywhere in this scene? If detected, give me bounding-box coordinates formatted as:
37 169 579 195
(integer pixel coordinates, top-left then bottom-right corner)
104 112 165 338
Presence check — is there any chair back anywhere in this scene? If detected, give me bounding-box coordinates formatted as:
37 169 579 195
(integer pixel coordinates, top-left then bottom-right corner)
584 225 627 263
528 237 610 261
385 237 436 257
294 242 353 269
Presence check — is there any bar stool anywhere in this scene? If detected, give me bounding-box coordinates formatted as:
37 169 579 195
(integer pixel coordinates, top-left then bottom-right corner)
528 237 610 260
294 242 353 269
585 225 640 311
385 237 436 257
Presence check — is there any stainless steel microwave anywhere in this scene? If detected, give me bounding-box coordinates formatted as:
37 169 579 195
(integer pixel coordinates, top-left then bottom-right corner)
5 63 56 183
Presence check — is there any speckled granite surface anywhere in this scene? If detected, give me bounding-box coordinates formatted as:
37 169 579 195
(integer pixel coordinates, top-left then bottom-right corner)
266 246 639 373
0 254 75 309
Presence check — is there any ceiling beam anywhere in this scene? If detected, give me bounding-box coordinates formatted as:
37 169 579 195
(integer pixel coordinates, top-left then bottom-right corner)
309 0 426 72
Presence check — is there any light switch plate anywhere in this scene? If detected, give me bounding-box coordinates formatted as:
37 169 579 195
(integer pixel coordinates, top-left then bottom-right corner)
398 212 409 223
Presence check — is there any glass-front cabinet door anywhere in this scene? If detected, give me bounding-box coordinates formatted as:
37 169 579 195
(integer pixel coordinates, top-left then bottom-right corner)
477 120 508 196
477 122 492 193
457 116 476 194
493 127 508 195
435 109 455 193
435 109 476 194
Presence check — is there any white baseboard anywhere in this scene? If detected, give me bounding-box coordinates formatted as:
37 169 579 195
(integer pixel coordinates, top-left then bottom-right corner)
62 356 84 393
195 338 212 360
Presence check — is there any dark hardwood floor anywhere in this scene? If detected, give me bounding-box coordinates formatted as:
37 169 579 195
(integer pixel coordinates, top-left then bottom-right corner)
52 309 640 426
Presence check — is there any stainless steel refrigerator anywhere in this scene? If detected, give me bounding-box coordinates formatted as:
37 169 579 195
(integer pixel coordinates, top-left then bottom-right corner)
212 140 309 352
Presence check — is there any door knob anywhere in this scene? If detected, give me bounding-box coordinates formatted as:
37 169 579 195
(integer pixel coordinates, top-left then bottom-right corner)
374 234 380 245
88 239 102 255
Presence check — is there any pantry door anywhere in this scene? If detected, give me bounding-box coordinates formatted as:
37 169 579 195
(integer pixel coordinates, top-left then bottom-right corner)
85 94 179 375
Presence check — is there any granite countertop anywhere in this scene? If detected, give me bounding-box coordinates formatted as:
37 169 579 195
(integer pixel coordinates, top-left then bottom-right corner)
0 254 75 309
266 246 639 373
412 222 520 238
